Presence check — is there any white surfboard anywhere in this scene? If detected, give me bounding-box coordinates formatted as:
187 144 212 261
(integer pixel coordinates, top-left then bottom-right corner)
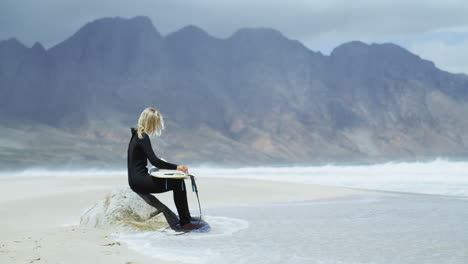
149 168 189 179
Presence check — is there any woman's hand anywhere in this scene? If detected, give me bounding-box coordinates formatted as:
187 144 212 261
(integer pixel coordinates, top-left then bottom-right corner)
177 165 188 173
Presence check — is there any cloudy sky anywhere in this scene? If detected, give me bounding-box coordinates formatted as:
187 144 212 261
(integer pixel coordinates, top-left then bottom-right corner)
1 0 468 74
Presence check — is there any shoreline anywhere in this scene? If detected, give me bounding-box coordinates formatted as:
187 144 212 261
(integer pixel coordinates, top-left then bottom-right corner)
0 174 463 263
0 175 366 264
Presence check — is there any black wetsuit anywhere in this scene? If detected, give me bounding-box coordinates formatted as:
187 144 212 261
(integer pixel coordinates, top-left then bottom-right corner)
127 127 191 226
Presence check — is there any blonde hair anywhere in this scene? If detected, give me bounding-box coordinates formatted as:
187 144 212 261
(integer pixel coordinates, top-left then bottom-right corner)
136 107 165 140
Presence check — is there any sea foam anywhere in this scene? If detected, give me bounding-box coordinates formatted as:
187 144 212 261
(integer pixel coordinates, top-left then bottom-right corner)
190 158 468 196
2 158 468 196
115 215 249 263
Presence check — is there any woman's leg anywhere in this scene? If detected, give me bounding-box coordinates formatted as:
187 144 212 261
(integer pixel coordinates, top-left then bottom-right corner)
150 177 191 226
172 179 192 225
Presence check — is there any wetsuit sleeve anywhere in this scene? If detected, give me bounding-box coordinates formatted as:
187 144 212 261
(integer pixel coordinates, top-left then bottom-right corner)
140 134 178 170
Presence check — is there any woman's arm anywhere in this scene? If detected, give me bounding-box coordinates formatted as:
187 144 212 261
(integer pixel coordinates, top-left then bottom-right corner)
140 134 178 170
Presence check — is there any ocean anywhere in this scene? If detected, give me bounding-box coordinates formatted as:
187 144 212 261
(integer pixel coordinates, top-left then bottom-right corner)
192 158 468 197
113 159 468 264
118 195 468 264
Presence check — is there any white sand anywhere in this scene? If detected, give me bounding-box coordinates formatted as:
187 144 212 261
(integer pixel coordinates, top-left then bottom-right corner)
0 174 367 264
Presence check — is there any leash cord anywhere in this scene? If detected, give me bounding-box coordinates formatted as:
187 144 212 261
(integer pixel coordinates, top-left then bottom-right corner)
188 174 202 227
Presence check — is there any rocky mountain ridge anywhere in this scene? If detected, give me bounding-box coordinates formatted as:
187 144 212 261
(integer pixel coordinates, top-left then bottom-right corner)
1 16 468 168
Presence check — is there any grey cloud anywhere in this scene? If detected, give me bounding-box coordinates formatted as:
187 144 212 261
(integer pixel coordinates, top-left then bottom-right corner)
1 0 468 52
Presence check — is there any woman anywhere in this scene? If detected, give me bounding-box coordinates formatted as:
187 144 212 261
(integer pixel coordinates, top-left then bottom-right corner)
127 107 198 230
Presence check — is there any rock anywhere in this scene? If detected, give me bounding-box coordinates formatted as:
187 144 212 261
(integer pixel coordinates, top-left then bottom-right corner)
80 187 179 232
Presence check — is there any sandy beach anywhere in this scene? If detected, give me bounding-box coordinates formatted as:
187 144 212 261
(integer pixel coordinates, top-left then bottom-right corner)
0 174 367 264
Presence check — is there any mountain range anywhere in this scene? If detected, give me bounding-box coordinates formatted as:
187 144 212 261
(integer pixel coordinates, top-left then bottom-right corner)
1 16 468 169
